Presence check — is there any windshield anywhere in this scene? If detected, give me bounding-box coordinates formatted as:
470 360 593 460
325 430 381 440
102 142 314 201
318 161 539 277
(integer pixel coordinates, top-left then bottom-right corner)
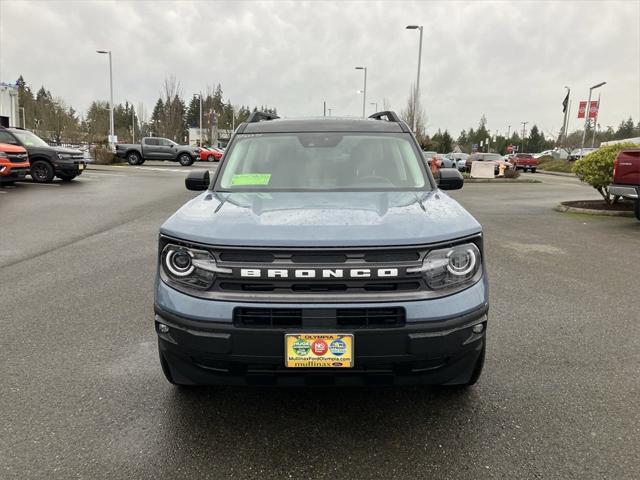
216 132 429 191
11 130 49 147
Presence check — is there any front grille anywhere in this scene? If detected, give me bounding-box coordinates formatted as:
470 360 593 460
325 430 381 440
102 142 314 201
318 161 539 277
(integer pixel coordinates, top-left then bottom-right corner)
210 246 427 297
233 307 406 328
7 153 28 164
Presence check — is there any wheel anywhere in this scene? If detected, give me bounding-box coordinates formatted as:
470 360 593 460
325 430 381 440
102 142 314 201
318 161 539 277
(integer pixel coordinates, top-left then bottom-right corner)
207 155 215 162
127 151 142 165
531 168 536 173
634 199 640 221
58 174 77 182
178 153 194 166
30 160 55 183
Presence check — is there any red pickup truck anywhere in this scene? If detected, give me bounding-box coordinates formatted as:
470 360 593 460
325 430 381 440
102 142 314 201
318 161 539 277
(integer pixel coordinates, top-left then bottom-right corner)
609 149 640 221
510 153 539 172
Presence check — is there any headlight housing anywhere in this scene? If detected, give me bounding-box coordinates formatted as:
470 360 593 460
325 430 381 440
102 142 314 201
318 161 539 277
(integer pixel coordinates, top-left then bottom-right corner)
161 243 228 290
409 242 482 291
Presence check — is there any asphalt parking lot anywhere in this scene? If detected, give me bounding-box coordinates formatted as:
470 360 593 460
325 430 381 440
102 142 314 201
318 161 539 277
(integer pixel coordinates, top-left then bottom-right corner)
1 165 639 479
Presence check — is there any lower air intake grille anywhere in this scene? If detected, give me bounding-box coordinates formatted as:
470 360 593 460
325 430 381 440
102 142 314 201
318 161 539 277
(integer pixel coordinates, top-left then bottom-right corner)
233 307 405 329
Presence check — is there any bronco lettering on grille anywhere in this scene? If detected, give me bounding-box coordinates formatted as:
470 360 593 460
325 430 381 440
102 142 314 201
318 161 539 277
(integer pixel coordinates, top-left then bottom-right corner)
239 268 399 279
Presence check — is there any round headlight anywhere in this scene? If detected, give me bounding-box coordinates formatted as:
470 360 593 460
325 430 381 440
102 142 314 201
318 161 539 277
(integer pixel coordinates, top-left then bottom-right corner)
165 249 194 277
446 247 477 276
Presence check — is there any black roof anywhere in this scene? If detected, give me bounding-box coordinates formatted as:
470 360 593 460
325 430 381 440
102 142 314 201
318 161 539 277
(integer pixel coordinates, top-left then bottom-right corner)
242 117 407 134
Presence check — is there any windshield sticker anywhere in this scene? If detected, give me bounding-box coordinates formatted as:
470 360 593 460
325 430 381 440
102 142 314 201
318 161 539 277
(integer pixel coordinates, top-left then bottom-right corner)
231 173 272 186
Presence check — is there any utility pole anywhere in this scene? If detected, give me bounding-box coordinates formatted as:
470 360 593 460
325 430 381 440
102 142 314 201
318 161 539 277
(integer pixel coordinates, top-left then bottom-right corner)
406 25 424 134
199 93 203 146
328 108 333 116
507 125 511 140
370 102 378 112
323 101 326 117
131 109 135 143
355 66 367 118
521 121 528 152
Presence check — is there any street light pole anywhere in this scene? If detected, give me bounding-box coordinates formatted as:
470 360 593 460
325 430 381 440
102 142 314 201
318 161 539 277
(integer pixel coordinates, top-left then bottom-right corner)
581 81 606 152
96 50 115 149
199 93 203 146
507 125 511 140
591 93 601 148
355 66 367 118
406 25 424 134
370 102 378 113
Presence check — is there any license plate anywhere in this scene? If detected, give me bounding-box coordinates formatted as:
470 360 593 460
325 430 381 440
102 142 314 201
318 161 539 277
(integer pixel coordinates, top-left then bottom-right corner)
285 333 353 368
78 164 84 170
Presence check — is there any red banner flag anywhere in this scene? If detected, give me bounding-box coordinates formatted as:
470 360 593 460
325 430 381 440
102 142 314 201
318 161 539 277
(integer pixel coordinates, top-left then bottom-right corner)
578 101 587 118
588 101 599 119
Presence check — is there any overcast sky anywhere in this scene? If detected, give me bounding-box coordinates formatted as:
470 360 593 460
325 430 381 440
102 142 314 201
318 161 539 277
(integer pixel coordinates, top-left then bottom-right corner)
1 0 639 137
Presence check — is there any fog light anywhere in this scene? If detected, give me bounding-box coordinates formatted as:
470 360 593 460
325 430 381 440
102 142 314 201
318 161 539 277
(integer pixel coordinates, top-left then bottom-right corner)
472 323 484 334
158 323 170 334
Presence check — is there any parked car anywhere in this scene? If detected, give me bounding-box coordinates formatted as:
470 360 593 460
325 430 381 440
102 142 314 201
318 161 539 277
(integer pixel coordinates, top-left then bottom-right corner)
534 149 568 160
510 153 539 172
199 147 223 162
155 111 487 388
568 148 598 161
465 153 511 174
609 148 640 221
0 142 30 185
0 127 86 182
446 153 469 172
115 137 200 166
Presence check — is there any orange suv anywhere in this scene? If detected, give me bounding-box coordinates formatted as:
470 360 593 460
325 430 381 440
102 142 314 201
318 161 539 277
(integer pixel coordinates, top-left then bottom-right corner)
0 143 30 185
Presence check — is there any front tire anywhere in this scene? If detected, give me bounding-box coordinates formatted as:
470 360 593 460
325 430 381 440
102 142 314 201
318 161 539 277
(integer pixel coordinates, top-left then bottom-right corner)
127 151 142 166
207 155 215 162
531 168 536 173
30 160 55 183
178 153 194 166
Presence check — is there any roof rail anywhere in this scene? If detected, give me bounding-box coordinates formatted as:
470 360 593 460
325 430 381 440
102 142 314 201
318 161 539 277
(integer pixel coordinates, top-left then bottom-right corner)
368 111 402 123
246 111 280 123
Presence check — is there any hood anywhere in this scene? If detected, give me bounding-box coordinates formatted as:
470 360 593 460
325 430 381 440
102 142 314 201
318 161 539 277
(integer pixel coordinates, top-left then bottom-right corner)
53 146 83 155
160 191 481 247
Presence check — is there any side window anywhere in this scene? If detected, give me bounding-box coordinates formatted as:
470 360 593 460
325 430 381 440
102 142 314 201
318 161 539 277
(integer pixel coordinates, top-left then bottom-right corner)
144 138 159 146
0 131 17 144
159 138 173 147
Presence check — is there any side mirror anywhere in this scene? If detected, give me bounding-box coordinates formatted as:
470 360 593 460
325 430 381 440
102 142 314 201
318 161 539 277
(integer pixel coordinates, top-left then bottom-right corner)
437 168 464 190
185 170 210 191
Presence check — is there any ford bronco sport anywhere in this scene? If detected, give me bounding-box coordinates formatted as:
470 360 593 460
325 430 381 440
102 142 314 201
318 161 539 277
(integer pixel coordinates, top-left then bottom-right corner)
155 111 489 387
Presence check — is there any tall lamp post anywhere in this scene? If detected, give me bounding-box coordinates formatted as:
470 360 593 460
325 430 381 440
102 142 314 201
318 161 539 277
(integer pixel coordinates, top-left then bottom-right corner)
580 81 606 152
96 50 115 149
355 66 367 118
406 24 423 134
561 86 570 145
194 93 203 146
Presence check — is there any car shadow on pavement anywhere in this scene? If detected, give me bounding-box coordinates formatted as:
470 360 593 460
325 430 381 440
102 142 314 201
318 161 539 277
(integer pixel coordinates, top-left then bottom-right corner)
154 385 487 476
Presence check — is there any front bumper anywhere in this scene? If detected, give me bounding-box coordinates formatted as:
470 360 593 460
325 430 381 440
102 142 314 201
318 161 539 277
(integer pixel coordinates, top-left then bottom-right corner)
609 184 639 200
55 161 86 176
0 166 29 181
155 278 489 386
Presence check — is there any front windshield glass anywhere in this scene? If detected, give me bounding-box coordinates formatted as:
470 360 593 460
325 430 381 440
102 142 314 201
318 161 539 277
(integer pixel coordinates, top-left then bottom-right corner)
12 130 49 147
217 132 429 191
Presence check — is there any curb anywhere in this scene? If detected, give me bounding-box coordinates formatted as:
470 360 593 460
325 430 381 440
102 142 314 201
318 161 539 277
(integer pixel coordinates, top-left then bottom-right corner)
465 178 541 184
554 203 634 217
537 170 576 178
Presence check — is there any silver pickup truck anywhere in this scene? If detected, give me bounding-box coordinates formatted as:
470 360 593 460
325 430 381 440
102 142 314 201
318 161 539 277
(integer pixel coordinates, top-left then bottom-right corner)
115 137 199 166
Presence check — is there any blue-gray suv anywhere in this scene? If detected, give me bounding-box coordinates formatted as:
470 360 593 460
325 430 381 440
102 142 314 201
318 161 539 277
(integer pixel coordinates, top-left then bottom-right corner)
154 111 488 388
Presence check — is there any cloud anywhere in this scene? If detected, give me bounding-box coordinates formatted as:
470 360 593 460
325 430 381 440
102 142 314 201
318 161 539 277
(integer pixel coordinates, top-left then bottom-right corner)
1 0 638 137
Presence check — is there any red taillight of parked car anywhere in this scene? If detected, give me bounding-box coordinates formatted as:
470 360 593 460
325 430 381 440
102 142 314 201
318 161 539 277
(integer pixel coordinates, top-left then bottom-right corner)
613 158 619 178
